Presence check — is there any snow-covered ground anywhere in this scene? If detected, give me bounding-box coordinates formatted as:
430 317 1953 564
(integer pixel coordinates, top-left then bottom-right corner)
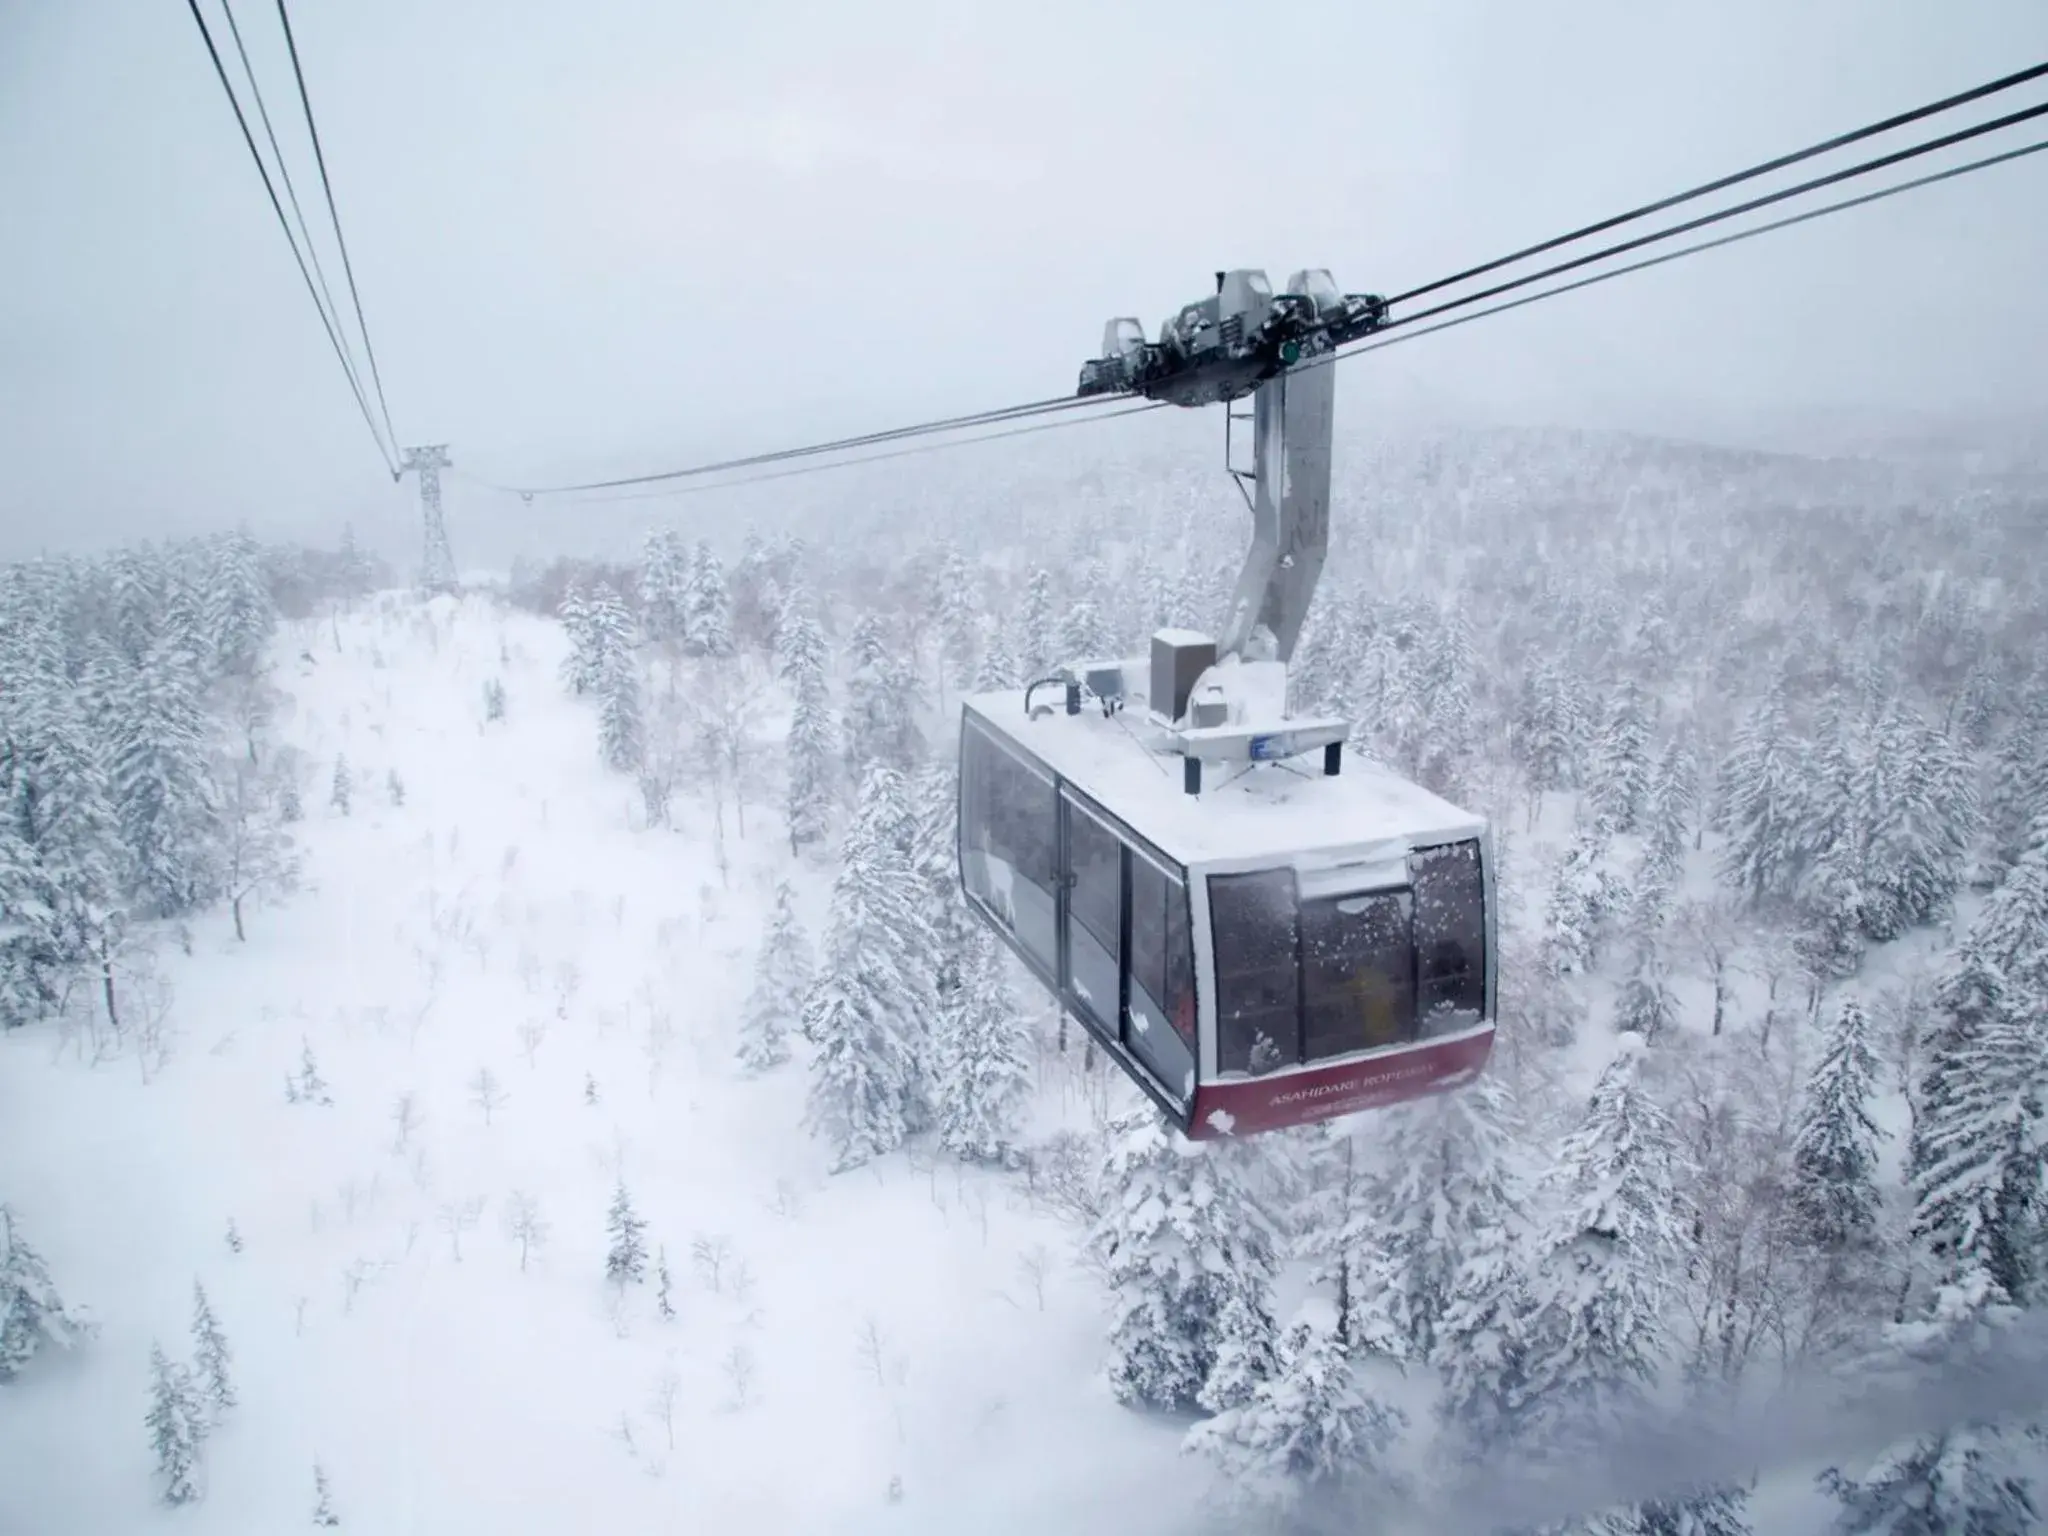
0 595 1196 1536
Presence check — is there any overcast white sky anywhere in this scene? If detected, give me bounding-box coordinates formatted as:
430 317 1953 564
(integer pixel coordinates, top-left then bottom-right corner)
2 0 2045 560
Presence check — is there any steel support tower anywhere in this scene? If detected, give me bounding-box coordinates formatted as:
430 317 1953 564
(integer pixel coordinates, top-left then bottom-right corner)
402 445 456 594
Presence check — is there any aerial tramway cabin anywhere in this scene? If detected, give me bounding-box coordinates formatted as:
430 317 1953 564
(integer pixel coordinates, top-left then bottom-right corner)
956 651 1497 1139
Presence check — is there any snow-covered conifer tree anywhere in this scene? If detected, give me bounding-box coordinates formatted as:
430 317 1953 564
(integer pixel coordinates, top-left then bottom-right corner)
599 651 644 773
776 585 834 845
204 531 275 679
145 1342 206 1504
738 881 810 1073
1593 677 1655 834
110 644 219 916
802 765 936 1168
1823 1427 2036 1535
0 1205 95 1379
639 529 688 651
1907 951 2043 1312
190 1279 235 1414
1543 817 1618 976
1515 1038 1692 1463
1088 1112 1277 1412
330 755 352 816
1791 996 1883 1255
1858 702 1975 940
936 547 980 696
1719 683 1803 908
1313 1073 1528 1370
1183 1302 1406 1520
604 1180 648 1287
557 585 601 695
843 617 923 775
931 930 1031 1164
682 540 733 659
1016 568 1055 679
312 1461 340 1525
973 623 1015 692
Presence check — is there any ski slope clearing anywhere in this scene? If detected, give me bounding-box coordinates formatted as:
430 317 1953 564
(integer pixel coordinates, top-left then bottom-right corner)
0 595 1194 1536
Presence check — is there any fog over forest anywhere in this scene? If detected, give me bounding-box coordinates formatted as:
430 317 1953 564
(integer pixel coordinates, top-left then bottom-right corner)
3 5 2047 1534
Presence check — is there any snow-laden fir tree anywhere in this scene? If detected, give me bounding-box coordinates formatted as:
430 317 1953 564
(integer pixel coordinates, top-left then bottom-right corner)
1087 1111 1278 1412
737 881 810 1073
1543 817 1619 977
656 1246 675 1321
1513 1037 1693 1466
1790 995 1883 1255
330 754 351 816
973 622 1015 693
930 929 1031 1165
312 1461 340 1525
1015 568 1055 680
204 531 275 679
777 585 835 851
910 762 978 996
682 539 733 659
190 1278 235 1415
1593 677 1655 834
1906 950 2043 1314
639 528 688 651
1183 1300 1407 1523
145 1342 207 1505
1516 660 1587 799
1857 700 1975 941
1 673 122 1023
604 1180 648 1287
802 765 937 1169
598 647 644 773
843 617 924 775
936 547 980 697
0 1205 95 1379
1822 1426 2036 1536
1965 810 2048 997
1719 682 1804 908
1985 696 2048 872
1307 1072 1529 1371
557 584 601 695
110 643 220 916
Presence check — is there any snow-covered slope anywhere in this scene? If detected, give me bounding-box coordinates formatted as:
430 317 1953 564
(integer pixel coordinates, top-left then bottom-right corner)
0 594 1193 1536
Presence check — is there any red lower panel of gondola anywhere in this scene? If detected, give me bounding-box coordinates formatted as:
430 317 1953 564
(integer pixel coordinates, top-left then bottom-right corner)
1187 1027 1496 1138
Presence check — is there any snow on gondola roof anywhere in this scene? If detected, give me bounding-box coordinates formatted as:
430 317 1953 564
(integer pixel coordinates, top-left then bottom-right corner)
962 684 1486 870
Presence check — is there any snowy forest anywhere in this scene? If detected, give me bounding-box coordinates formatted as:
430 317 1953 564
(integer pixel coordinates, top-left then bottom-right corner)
2 420 2046 1534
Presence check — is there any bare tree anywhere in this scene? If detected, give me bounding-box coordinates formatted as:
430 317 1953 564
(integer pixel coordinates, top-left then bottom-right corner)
855 1315 890 1389
691 1234 733 1292
1677 897 1748 1038
723 1345 756 1410
1015 1246 1053 1312
218 750 300 942
649 1362 682 1449
468 1067 506 1126
501 1191 549 1272
436 1197 485 1262
516 1021 547 1069
390 1092 424 1152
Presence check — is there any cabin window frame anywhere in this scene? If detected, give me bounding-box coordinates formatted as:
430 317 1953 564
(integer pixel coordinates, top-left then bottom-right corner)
957 713 1061 985
957 708 1198 1127
1203 834 1492 1079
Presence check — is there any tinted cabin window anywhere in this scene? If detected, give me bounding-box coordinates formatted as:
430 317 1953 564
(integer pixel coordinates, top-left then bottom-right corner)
1210 869 1299 1075
959 722 1058 975
1063 795 1121 1035
1126 851 1195 1105
1301 889 1416 1061
1412 840 1487 1033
